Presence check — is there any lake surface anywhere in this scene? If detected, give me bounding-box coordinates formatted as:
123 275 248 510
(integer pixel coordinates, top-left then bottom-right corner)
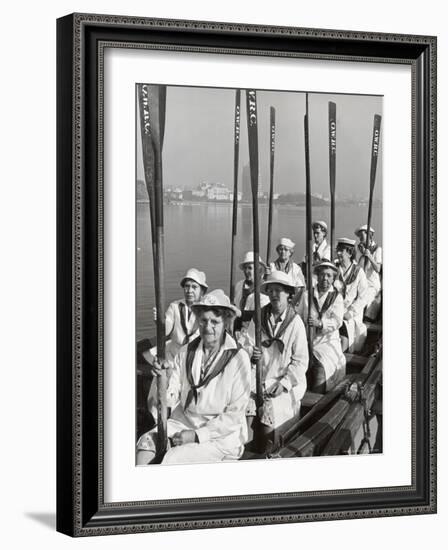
136 202 382 340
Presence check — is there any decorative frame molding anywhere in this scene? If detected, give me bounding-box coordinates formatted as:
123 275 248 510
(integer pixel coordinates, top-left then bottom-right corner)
57 13 437 536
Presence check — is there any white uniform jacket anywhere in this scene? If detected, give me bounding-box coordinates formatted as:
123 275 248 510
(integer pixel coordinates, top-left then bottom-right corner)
147 299 200 418
164 299 200 361
241 305 309 428
234 279 270 312
270 260 306 288
138 332 251 463
302 239 332 265
356 243 382 312
334 261 368 352
297 287 346 385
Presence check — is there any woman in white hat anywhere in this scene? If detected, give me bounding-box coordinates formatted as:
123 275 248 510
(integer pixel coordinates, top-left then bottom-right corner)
296 261 346 393
159 268 208 362
240 271 308 433
270 237 306 288
303 220 332 266
233 251 270 332
335 238 368 353
301 220 332 287
146 268 209 422
137 290 251 465
354 225 382 321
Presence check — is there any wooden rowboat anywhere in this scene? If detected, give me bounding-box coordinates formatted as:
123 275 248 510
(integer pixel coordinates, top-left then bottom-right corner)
240 320 382 459
136 319 382 459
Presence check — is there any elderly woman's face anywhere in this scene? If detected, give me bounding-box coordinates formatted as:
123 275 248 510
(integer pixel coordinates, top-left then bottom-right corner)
337 246 352 263
266 283 290 311
277 245 292 262
313 226 325 245
243 263 254 283
317 268 335 291
182 279 203 304
198 310 225 347
357 230 373 245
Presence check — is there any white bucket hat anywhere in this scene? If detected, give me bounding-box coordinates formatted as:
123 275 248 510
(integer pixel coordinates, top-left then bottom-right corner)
180 268 208 291
313 260 338 274
312 220 328 232
238 251 266 270
276 237 295 251
337 237 356 248
354 224 375 237
261 271 297 292
191 289 241 318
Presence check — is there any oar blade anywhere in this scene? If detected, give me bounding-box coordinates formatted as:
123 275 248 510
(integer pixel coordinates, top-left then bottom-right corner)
137 84 156 231
369 114 382 192
246 90 259 196
366 113 382 247
328 101 337 196
267 106 276 264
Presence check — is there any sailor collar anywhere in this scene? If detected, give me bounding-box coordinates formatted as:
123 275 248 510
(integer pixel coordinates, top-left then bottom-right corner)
269 307 287 325
313 285 334 301
203 330 238 352
315 239 328 252
339 260 357 279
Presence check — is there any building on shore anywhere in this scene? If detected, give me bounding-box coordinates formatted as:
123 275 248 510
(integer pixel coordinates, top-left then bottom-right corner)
192 181 242 202
164 187 183 200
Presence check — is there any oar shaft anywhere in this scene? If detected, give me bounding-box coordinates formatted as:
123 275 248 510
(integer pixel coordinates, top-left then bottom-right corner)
328 102 336 261
304 94 314 358
246 90 263 411
266 106 276 265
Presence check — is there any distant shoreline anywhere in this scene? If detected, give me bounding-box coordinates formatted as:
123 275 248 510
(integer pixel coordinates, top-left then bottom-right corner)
136 199 381 208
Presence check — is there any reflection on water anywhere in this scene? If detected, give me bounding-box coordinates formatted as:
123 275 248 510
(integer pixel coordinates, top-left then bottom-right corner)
136 202 382 340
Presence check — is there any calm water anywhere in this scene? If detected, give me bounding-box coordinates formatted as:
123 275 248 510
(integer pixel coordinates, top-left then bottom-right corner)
136 203 382 340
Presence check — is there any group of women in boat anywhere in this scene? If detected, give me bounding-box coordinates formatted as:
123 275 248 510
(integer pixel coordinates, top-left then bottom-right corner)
136 221 382 465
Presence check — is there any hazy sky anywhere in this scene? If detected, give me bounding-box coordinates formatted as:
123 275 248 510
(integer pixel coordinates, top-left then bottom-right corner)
136 85 383 200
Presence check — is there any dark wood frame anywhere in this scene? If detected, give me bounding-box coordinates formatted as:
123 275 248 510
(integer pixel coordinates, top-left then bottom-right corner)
57 13 437 537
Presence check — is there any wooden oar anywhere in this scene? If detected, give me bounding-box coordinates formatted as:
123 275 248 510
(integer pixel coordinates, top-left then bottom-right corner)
245 90 263 416
229 90 241 303
366 114 382 250
328 101 337 260
266 106 276 265
304 93 314 360
137 84 168 460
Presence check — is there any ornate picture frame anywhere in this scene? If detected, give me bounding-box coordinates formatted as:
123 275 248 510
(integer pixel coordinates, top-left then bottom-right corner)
56 13 436 536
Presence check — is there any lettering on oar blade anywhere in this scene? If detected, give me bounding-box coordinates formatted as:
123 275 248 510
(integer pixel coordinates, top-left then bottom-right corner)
140 85 152 136
330 121 336 154
372 128 380 157
235 104 240 143
247 91 257 126
271 124 275 152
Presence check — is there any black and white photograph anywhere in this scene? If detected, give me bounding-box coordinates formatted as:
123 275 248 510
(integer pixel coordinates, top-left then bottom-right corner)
135 84 383 465
1 0 442 545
